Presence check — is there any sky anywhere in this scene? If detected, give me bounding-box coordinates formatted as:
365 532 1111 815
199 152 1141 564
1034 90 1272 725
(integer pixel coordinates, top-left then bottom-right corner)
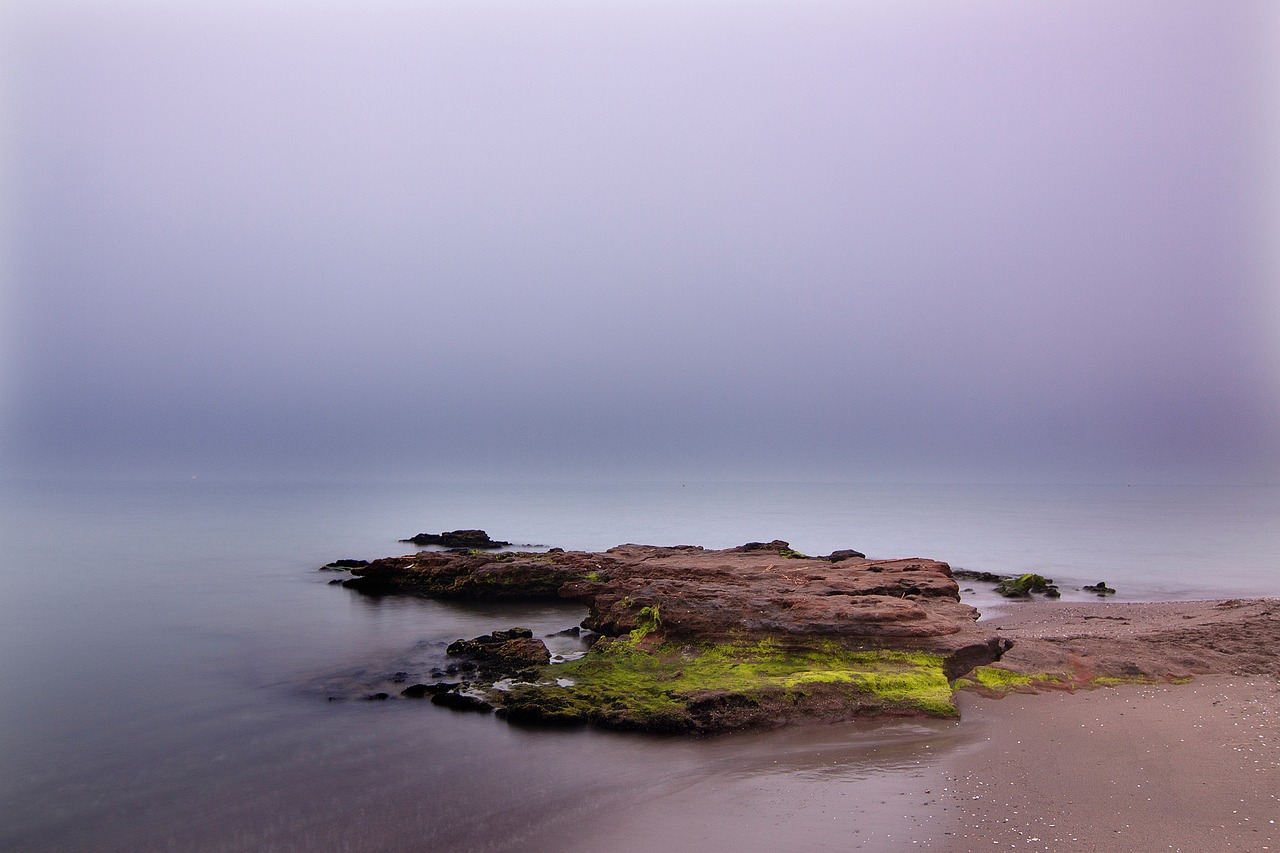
1 0 1278 484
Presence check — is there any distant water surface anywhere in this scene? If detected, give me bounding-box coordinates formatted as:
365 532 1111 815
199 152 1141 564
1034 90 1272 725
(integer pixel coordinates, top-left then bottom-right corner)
1 479 1276 851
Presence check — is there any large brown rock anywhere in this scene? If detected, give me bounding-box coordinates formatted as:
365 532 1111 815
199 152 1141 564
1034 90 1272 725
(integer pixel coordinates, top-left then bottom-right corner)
345 541 1006 676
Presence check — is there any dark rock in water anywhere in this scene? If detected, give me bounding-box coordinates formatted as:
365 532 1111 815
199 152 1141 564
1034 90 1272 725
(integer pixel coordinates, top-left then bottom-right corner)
443 661 477 674
327 579 345 585
1083 581 1117 595
401 682 457 699
965 568 1062 599
547 547 565 553
320 559 369 571
399 529 512 549
391 671 409 683
364 692 390 701
952 569 1010 583
550 626 582 637
431 691 494 713
995 573 1061 598
446 634 551 670
826 549 867 562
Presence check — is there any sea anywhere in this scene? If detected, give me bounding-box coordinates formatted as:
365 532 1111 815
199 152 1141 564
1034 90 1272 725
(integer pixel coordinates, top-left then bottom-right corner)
2 479 1277 852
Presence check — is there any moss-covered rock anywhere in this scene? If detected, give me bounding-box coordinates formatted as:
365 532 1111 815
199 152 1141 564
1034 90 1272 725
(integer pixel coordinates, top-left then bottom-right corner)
995 573 1061 598
495 639 957 733
336 540 1015 733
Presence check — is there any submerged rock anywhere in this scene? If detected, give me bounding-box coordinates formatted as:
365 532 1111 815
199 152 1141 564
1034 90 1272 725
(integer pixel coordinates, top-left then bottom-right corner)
952 569 1009 584
401 682 458 699
430 690 494 713
320 559 369 571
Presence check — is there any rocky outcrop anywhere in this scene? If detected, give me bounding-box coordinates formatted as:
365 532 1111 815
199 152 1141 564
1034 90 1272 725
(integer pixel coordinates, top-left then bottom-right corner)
320 559 368 571
445 630 552 673
339 540 1012 733
399 529 512 549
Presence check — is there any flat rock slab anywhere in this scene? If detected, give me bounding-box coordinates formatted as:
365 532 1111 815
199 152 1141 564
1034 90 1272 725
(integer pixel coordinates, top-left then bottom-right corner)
961 597 1280 692
345 541 1003 663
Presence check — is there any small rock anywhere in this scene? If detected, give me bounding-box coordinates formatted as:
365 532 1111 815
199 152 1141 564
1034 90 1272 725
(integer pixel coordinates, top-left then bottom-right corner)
401 682 457 698
995 573 1060 598
399 530 512 549
735 540 792 552
320 559 369 571
431 691 494 713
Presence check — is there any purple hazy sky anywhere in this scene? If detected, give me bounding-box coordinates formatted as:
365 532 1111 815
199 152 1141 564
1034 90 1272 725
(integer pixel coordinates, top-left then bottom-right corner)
2 0 1278 483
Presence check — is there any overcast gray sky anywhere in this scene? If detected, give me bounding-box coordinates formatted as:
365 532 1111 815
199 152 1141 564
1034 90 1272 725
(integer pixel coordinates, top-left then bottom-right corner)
2 0 1278 483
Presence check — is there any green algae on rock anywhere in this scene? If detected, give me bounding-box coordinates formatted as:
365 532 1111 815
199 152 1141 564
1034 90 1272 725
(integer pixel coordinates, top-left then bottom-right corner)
994 573 1061 598
497 639 957 733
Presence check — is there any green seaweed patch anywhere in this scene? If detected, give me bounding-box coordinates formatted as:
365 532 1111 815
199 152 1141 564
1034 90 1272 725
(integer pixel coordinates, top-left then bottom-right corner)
469 550 559 563
627 605 662 644
498 639 957 732
955 666 1065 694
778 548 809 560
1090 674 1159 687
970 666 1033 689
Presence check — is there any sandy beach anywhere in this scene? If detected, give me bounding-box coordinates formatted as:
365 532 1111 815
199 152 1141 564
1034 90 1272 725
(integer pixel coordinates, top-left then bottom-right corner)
940 597 1280 851
945 675 1280 851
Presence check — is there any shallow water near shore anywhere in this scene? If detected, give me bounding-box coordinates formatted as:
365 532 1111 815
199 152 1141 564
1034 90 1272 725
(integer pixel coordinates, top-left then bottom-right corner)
2 479 1277 851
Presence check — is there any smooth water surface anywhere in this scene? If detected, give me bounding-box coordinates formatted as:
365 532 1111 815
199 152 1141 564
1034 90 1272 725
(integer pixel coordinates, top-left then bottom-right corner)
2 480 1276 850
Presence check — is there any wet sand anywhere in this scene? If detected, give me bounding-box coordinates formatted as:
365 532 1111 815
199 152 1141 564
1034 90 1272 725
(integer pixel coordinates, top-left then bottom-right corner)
944 676 1280 851
939 597 1280 851
552 715 962 851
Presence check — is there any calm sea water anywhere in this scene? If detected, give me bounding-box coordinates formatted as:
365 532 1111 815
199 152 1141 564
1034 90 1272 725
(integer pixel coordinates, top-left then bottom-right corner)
2 479 1277 851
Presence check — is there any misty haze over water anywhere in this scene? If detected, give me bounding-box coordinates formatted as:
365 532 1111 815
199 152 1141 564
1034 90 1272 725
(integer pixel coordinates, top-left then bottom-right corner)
2 0 1278 486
